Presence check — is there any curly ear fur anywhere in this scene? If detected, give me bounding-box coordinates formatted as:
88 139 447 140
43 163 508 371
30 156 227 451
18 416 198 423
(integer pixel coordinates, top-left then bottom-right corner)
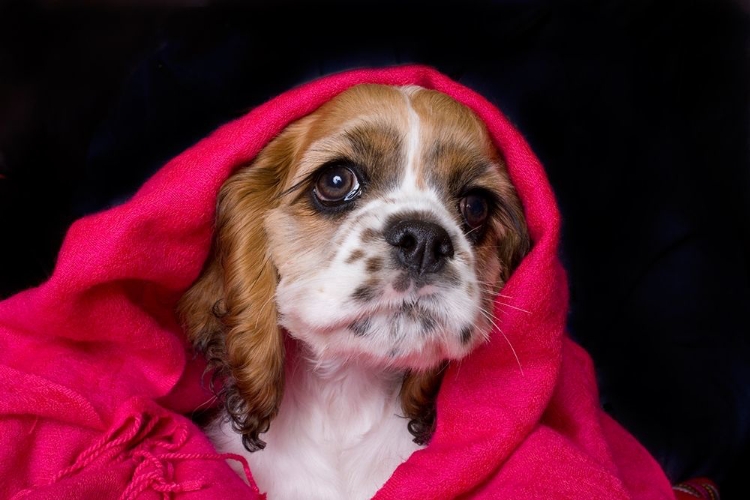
400 364 447 445
495 186 530 284
177 122 306 452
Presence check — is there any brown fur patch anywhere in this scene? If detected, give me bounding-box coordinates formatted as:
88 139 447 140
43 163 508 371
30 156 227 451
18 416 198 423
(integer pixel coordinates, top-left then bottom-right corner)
347 249 365 263
361 228 380 243
392 272 412 292
365 256 383 273
351 279 382 302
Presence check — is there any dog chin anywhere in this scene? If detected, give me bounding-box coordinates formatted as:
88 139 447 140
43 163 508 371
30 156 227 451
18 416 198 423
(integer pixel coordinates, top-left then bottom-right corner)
279 305 482 371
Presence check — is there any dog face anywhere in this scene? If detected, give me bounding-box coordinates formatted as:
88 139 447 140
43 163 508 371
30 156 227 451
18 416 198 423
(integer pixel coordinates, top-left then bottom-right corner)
178 84 529 450
266 84 526 369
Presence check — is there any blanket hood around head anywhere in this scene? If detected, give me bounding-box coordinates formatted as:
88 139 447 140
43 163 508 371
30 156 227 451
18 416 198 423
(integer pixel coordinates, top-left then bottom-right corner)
0 65 675 499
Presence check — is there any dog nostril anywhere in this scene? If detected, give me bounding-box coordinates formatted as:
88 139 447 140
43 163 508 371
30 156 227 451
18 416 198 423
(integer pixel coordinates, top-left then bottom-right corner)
384 220 454 275
397 234 417 251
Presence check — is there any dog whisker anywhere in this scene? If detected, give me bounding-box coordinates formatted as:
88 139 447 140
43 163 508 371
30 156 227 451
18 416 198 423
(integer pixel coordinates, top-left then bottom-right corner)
474 281 530 316
478 306 524 376
191 394 220 418
495 302 531 315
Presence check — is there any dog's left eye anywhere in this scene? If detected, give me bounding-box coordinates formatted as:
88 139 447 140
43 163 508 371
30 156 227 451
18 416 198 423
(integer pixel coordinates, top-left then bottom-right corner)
459 191 491 232
313 164 362 206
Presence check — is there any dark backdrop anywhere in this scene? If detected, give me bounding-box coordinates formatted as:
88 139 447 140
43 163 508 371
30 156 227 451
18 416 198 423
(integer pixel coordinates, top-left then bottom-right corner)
1 0 748 495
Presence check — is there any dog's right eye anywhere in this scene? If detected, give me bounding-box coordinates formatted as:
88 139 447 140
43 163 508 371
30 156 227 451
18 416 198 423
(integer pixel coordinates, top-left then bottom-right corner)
313 164 362 207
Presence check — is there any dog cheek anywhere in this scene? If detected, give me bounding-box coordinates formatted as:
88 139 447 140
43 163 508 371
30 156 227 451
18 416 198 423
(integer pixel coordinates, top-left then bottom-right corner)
265 208 326 282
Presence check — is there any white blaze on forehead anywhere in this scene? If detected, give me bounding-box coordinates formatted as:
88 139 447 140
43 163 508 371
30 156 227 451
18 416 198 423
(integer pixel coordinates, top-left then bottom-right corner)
385 87 461 234
399 86 422 191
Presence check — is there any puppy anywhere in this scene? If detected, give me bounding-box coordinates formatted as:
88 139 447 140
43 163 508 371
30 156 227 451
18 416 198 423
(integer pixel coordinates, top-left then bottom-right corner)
178 84 529 499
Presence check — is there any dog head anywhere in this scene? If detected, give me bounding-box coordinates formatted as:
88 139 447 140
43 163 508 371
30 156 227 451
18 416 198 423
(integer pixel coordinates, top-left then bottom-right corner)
178 84 529 450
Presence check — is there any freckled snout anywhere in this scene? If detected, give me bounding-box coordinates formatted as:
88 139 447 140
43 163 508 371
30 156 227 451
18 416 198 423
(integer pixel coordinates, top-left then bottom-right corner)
384 219 454 276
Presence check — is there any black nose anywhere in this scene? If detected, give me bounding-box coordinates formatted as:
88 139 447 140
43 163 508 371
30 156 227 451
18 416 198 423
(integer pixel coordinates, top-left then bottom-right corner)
384 220 454 275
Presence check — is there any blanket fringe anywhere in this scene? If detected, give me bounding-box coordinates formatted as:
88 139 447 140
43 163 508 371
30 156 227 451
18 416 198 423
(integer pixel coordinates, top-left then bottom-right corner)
12 410 257 499
673 478 720 500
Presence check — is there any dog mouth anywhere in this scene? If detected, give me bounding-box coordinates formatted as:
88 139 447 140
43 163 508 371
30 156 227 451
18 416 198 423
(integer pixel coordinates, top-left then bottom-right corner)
347 298 442 339
349 290 481 357
277 280 484 369
349 252 465 300
275 246 485 368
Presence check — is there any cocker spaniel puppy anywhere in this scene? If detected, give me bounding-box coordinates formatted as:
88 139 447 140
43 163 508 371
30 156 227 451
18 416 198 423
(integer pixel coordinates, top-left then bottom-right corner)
178 84 529 499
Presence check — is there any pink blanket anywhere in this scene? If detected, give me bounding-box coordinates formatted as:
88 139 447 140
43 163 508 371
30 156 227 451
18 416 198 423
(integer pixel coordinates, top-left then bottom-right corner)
0 65 676 499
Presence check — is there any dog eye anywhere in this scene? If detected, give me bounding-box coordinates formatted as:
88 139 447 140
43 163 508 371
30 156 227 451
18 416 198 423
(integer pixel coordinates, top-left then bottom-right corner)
459 191 490 231
313 164 361 205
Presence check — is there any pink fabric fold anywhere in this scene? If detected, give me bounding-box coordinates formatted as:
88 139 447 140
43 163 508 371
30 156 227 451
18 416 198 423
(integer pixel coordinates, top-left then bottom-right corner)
0 65 675 499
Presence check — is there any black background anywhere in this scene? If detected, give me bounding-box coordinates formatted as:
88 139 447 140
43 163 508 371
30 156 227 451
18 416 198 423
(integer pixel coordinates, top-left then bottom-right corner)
1 0 748 495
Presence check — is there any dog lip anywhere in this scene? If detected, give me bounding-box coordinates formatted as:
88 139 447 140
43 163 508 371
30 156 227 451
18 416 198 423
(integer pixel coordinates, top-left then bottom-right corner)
306 295 442 333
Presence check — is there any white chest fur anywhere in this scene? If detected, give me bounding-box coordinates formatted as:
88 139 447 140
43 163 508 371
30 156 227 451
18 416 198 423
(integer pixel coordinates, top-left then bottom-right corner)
208 358 423 500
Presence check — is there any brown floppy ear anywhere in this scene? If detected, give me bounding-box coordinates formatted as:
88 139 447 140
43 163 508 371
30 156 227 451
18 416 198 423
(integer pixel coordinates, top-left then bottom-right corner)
400 363 447 445
177 122 306 452
494 171 531 283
